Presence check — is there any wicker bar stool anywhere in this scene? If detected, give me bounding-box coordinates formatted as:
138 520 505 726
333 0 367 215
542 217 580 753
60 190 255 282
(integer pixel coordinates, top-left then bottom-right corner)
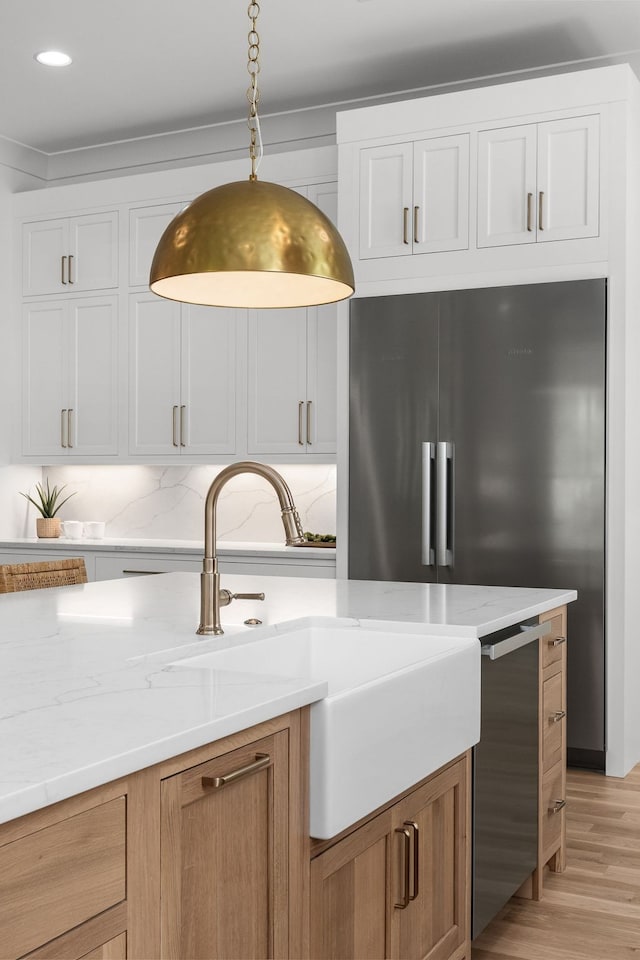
0 558 88 594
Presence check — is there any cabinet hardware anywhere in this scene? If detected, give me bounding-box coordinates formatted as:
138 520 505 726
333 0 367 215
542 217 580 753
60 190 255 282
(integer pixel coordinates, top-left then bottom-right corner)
539 191 545 231
405 820 419 900
421 442 435 566
60 408 68 448
61 256 67 285
67 409 74 448
202 752 271 790
172 405 179 447
403 207 410 245
298 401 304 445
550 798 566 814
527 192 533 232
549 635 566 647
180 405 186 447
413 205 420 243
122 569 164 575
394 826 412 909
551 710 566 723
68 254 74 284
306 400 312 445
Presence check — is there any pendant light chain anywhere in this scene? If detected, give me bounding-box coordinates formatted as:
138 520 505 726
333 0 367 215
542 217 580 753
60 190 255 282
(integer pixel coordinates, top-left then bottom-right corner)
247 2 263 181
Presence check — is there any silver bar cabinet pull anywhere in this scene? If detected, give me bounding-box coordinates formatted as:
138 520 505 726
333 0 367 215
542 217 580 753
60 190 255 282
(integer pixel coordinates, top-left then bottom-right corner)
172 405 179 447
405 820 419 901
202 752 271 790
298 401 304 445
421 442 435 565
550 799 566 814
60 409 67 448
538 191 544 231
61 256 67 285
436 441 454 567
403 207 410 245
394 826 412 909
551 710 566 723
413 205 420 243
67 409 73 448
306 400 312 445
526 192 533 231
122 569 164 576
180 405 186 447
68 254 74 284
550 635 566 647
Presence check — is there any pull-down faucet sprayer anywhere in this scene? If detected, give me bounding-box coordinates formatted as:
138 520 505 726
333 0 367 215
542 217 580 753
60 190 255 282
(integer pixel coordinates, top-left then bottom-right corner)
197 461 305 635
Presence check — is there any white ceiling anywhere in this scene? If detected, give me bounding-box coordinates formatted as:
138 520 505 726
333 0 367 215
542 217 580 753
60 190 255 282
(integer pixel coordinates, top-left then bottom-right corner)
2 0 640 155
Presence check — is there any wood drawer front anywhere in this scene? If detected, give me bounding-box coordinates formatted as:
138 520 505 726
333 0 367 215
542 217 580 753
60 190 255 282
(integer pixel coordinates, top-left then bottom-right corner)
541 762 565 858
541 614 566 672
0 797 126 959
543 673 564 772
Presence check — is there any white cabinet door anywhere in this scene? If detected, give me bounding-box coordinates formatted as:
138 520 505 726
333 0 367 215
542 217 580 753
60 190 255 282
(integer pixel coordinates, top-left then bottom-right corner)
536 115 599 242
69 297 119 455
129 294 181 456
22 301 68 456
181 304 239 456
22 219 68 297
247 308 308 455
68 213 119 291
477 124 537 247
359 142 413 259
413 134 469 253
129 202 185 287
22 212 118 296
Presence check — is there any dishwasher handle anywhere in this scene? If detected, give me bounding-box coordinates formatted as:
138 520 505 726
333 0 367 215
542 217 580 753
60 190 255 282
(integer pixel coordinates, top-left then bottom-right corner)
481 620 551 660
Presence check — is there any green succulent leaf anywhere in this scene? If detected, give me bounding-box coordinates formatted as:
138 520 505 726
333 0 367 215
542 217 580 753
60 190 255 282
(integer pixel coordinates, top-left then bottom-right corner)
20 480 76 519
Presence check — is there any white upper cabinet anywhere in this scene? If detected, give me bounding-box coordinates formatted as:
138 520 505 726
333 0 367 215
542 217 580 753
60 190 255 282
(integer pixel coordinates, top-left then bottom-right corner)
477 115 599 247
129 294 239 457
22 212 118 297
359 135 469 259
22 297 119 457
129 202 185 287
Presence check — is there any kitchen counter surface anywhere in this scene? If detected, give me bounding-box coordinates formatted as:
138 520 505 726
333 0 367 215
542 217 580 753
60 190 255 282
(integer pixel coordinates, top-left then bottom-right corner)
0 536 336 559
0 572 575 825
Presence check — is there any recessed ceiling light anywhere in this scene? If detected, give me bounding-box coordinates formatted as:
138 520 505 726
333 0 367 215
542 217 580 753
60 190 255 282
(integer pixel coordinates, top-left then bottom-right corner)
34 50 72 67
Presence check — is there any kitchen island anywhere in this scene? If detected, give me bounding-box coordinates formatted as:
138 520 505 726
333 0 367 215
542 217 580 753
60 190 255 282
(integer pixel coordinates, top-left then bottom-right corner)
0 572 576 960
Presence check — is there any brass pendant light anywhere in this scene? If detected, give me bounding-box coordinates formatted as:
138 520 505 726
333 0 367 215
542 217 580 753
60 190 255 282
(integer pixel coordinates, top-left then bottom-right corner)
150 2 354 309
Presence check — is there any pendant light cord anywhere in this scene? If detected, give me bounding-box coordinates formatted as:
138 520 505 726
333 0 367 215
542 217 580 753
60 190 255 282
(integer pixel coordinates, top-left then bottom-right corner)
247 2 263 180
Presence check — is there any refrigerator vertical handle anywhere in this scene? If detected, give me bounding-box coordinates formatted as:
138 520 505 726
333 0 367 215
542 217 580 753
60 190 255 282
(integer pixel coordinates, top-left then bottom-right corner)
436 441 454 567
421 442 435 565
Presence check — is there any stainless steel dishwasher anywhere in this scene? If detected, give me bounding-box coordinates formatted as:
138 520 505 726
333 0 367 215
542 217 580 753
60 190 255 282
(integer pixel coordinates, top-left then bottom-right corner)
472 617 550 939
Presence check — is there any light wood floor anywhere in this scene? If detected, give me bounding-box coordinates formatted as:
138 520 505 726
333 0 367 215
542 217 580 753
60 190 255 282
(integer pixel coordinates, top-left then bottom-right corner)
472 764 640 959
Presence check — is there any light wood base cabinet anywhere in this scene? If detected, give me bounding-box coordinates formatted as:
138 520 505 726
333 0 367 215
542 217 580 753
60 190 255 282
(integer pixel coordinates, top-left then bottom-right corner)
310 753 471 960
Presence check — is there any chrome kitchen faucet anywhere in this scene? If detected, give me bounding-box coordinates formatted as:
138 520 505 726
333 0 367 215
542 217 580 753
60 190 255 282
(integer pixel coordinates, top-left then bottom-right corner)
197 461 305 635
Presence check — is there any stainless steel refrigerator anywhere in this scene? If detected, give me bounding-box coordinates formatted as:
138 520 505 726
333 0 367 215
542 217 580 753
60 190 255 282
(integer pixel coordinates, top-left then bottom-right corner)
348 279 606 770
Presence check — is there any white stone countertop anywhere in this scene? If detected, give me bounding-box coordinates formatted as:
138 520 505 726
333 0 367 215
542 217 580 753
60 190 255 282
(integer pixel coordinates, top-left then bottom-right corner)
0 537 336 559
0 572 575 825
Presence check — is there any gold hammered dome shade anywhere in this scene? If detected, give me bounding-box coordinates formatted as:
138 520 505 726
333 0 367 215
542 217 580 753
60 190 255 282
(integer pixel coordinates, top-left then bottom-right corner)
149 179 355 308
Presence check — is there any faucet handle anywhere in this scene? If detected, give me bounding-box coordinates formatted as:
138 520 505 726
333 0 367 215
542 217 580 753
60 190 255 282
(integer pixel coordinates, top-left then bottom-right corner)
231 592 265 601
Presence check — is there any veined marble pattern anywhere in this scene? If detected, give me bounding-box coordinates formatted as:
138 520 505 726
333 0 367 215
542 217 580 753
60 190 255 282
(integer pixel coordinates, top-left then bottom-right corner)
42 464 336 541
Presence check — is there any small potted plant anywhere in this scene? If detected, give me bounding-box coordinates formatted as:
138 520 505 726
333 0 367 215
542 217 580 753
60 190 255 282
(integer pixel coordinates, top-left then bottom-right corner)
20 480 76 539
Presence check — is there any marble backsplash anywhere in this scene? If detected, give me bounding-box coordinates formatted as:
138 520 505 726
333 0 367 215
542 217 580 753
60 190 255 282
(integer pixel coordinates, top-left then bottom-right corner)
41 464 337 542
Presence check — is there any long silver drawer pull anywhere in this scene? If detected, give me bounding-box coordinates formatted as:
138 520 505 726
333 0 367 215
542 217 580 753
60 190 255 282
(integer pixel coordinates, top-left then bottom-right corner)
67 409 74 448
68 254 74 284
202 752 271 789
405 820 419 901
403 207 409 245
172 405 179 447
61 256 67 284
298 401 304 445
180 405 186 447
539 191 545 231
421 442 435 565
482 620 551 660
61 408 67 448
551 710 566 723
122 569 164 575
436 441 454 567
526 192 533 231
413 205 420 243
394 826 412 909
550 635 566 647
550 799 566 814
306 400 312 445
